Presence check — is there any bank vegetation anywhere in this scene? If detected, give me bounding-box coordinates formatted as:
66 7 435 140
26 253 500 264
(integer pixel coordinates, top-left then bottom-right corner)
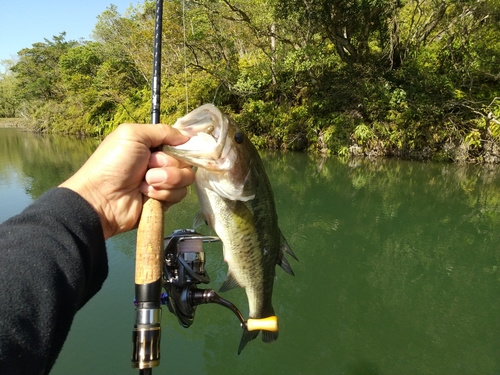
1 0 500 162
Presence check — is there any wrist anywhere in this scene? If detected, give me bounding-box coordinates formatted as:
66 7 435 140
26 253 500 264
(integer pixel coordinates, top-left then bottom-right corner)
59 178 115 240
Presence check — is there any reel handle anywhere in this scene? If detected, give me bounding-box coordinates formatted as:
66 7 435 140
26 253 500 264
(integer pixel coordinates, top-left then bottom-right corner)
247 317 279 332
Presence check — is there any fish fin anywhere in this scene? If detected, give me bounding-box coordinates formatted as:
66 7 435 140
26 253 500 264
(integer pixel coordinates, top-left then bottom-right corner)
280 229 298 261
238 317 279 353
219 271 241 292
277 229 298 275
277 254 295 276
193 210 207 229
238 327 260 355
262 329 278 344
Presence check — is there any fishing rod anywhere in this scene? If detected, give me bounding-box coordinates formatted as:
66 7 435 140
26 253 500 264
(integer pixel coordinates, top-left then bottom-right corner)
131 0 164 374
130 2 277 373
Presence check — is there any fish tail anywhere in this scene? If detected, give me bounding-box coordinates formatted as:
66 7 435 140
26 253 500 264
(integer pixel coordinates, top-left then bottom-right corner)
238 326 279 354
238 327 259 355
262 329 278 343
239 312 279 353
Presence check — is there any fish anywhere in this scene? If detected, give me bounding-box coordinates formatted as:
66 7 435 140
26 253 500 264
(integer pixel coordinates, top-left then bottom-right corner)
162 104 297 354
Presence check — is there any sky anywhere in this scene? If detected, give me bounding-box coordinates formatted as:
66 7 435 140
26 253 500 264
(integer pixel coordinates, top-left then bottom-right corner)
0 0 141 65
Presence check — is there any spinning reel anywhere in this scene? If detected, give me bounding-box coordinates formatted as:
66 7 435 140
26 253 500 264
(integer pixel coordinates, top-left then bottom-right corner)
161 229 246 328
132 231 278 374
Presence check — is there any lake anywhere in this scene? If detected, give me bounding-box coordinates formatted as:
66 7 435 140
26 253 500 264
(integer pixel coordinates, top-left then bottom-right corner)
0 127 499 375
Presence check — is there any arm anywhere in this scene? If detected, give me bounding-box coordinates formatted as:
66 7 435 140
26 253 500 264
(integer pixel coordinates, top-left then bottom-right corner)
0 124 195 375
0 188 107 374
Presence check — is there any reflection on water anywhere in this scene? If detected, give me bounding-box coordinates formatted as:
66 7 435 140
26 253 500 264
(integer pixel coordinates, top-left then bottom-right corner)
0 128 98 200
1 129 499 374
0 129 98 223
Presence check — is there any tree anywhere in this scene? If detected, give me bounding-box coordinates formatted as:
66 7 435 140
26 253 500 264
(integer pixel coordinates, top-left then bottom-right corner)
92 4 154 87
0 59 20 117
11 33 77 102
274 0 394 65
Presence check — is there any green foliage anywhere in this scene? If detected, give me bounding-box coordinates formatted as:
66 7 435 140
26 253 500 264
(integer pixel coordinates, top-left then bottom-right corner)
11 33 77 102
3 0 500 162
0 60 20 117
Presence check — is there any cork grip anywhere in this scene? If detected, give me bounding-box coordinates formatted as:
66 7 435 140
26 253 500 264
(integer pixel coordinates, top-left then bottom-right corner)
135 197 164 284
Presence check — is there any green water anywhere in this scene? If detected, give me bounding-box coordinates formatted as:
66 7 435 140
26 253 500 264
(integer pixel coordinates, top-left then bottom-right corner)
1 128 499 375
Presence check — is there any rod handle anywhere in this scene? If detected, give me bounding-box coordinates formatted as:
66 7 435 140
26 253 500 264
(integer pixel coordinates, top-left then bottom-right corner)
135 197 164 285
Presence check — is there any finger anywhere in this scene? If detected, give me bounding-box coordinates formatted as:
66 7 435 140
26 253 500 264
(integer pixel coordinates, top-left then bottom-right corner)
144 167 195 189
140 183 189 204
118 123 190 149
149 151 192 169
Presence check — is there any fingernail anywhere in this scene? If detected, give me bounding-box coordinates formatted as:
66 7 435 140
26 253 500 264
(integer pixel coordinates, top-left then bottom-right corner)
151 152 169 167
147 169 167 185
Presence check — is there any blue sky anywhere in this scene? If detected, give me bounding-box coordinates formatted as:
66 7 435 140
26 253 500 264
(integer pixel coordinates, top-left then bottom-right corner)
0 0 140 64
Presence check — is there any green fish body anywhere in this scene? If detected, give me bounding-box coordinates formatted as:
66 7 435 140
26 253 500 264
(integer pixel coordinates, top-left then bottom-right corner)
163 104 296 353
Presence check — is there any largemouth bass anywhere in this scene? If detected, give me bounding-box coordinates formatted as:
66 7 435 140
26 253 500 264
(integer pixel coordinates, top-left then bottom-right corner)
163 104 297 353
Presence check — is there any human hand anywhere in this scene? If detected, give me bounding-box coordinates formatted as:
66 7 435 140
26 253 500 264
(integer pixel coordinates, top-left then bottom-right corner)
59 123 195 240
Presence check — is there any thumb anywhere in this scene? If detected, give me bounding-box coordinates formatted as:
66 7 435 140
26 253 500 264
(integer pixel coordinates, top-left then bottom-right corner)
121 123 190 149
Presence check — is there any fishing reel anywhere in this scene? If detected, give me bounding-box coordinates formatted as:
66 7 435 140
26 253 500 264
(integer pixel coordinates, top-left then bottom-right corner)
132 229 279 373
161 229 247 328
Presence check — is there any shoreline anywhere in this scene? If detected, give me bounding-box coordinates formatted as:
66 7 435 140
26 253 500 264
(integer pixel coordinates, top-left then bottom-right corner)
0 118 30 129
1 117 499 164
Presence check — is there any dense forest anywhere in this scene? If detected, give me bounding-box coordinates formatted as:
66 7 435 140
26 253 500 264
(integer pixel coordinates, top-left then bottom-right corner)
1 0 500 162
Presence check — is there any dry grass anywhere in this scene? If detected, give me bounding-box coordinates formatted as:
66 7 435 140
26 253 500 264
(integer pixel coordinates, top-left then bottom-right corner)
0 118 30 128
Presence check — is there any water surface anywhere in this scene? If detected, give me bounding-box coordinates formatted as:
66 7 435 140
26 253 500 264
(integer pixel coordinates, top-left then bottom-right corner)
1 128 498 375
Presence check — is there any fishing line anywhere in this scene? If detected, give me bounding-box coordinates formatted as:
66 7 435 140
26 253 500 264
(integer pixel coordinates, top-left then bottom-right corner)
182 0 189 114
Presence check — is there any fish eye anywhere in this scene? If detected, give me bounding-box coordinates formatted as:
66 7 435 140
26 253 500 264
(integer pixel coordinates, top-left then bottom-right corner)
234 131 244 144
205 125 214 134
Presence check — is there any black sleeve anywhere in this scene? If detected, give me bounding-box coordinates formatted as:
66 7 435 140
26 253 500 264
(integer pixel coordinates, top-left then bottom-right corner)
0 188 109 375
